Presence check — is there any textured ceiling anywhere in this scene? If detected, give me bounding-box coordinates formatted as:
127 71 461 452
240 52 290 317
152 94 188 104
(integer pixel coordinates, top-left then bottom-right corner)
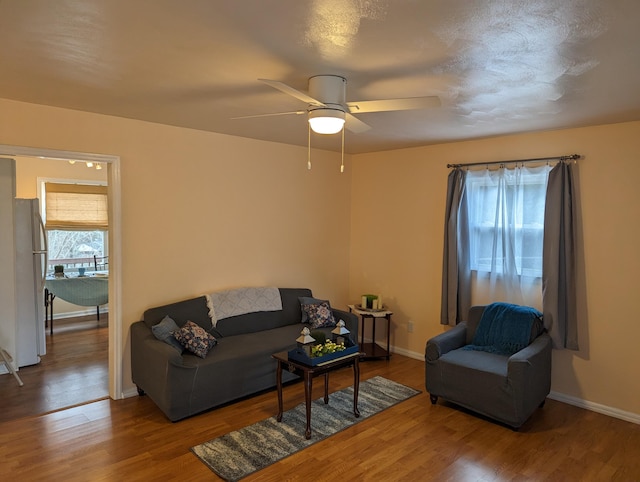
0 0 639 154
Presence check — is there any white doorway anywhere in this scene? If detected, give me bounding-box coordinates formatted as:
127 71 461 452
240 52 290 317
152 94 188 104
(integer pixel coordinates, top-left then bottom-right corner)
0 144 122 400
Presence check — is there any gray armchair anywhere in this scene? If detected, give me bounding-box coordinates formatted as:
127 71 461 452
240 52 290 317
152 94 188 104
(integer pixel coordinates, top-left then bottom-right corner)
425 304 551 429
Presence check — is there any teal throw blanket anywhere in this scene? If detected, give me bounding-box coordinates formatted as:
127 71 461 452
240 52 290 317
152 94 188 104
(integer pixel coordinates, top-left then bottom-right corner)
464 302 542 356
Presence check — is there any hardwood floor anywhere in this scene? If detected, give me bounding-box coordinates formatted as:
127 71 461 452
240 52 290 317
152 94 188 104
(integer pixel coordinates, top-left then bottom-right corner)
0 314 108 423
1 350 639 481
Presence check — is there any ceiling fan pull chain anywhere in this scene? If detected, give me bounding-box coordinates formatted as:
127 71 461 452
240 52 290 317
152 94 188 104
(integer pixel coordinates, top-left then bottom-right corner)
340 128 345 173
307 123 312 170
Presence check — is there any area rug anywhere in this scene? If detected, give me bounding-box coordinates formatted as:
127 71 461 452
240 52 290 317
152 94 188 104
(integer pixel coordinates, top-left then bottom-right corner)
191 376 420 481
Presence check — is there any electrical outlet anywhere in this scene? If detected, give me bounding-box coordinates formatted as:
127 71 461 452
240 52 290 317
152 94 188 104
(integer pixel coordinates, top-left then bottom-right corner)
407 320 414 333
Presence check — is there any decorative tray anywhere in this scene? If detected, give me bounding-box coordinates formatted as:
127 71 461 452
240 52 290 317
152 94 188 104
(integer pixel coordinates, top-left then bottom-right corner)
288 339 359 367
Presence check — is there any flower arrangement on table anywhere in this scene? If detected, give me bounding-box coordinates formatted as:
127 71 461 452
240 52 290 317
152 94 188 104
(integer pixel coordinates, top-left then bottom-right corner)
310 340 346 358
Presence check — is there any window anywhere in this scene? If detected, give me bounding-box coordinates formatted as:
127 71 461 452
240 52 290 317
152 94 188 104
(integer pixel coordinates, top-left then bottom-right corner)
465 165 550 278
43 182 108 274
47 229 107 271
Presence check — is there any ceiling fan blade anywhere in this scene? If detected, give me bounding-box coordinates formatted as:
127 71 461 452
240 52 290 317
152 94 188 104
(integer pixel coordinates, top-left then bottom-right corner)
347 96 440 114
258 79 325 106
232 110 306 120
345 113 371 133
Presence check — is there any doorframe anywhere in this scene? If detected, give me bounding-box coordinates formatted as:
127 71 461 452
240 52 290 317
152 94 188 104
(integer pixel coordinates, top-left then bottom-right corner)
0 144 123 400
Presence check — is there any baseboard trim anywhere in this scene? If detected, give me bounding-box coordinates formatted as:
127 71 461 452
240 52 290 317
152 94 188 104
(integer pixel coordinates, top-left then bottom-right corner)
359 337 424 361
389 345 424 361
548 391 640 425
121 386 139 399
51 307 109 320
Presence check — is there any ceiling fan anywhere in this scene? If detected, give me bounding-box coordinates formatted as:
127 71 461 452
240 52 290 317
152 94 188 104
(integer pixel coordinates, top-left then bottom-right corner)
235 75 441 135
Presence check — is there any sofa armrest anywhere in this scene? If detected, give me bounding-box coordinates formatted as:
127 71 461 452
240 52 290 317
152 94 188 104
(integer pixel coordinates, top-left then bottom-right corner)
508 333 552 377
509 332 551 362
131 320 184 361
332 308 359 341
425 321 468 361
507 333 552 412
130 321 196 388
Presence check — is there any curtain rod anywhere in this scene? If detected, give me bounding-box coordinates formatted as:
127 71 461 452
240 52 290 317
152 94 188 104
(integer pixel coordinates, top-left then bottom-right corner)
447 154 580 169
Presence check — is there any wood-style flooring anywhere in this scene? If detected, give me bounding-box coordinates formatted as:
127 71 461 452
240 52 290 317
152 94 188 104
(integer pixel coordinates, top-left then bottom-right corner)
0 314 108 423
1 337 639 481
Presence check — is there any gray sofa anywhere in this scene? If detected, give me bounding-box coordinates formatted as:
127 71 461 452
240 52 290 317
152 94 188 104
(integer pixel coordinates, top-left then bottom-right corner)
425 304 551 429
130 288 358 421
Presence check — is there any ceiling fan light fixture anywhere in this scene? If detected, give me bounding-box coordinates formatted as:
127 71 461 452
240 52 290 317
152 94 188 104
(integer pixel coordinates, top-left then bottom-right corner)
308 108 345 134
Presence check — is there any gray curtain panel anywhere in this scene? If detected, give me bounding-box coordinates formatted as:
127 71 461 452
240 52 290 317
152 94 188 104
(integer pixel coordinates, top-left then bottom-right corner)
543 161 579 350
440 168 471 325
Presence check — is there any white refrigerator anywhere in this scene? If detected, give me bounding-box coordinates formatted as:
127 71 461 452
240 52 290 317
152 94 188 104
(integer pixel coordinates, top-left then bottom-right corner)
14 198 47 367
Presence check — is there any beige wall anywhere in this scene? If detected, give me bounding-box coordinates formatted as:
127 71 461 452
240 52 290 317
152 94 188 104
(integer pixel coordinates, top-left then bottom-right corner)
0 98 352 396
350 121 640 417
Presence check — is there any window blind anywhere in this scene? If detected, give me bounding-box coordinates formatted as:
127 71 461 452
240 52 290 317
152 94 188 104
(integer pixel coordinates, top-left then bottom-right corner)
45 182 108 230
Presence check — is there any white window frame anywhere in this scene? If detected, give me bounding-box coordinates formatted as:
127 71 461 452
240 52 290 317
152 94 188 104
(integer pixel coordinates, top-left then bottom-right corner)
465 167 549 278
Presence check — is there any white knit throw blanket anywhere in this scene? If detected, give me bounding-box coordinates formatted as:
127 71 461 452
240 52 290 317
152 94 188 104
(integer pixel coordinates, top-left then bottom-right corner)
205 287 282 327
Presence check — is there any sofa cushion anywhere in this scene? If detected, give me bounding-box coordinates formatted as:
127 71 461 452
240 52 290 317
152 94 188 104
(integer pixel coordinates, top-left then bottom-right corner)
436 348 516 421
174 320 218 358
301 300 336 328
440 348 509 377
175 324 304 412
151 315 184 353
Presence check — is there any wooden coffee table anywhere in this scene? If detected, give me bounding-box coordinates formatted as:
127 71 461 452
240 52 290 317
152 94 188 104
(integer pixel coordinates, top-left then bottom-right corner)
272 350 361 439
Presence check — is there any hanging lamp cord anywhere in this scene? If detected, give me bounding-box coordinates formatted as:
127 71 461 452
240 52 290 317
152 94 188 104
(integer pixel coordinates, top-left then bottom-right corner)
307 124 312 170
340 128 345 173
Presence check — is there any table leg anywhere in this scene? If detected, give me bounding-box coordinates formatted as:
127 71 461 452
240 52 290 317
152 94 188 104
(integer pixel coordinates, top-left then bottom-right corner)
372 316 376 348
304 371 312 439
360 315 365 348
353 356 360 418
276 360 283 422
385 314 391 360
324 373 329 404
45 291 55 336
44 288 49 330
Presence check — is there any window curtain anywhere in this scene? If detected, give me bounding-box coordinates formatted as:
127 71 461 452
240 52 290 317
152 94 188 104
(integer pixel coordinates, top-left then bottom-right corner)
465 165 550 308
45 182 108 230
542 161 578 350
440 168 471 325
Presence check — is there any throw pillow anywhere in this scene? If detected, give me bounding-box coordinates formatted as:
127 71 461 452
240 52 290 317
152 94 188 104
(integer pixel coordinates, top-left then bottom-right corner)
174 320 218 358
151 315 184 353
302 300 336 329
299 296 325 323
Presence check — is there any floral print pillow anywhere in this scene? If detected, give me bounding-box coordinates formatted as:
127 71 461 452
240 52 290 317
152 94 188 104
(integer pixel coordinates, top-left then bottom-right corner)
302 300 336 329
174 320 217 358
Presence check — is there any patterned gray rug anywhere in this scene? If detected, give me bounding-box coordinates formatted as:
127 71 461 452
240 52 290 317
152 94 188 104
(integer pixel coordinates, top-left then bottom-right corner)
191 376 421 481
